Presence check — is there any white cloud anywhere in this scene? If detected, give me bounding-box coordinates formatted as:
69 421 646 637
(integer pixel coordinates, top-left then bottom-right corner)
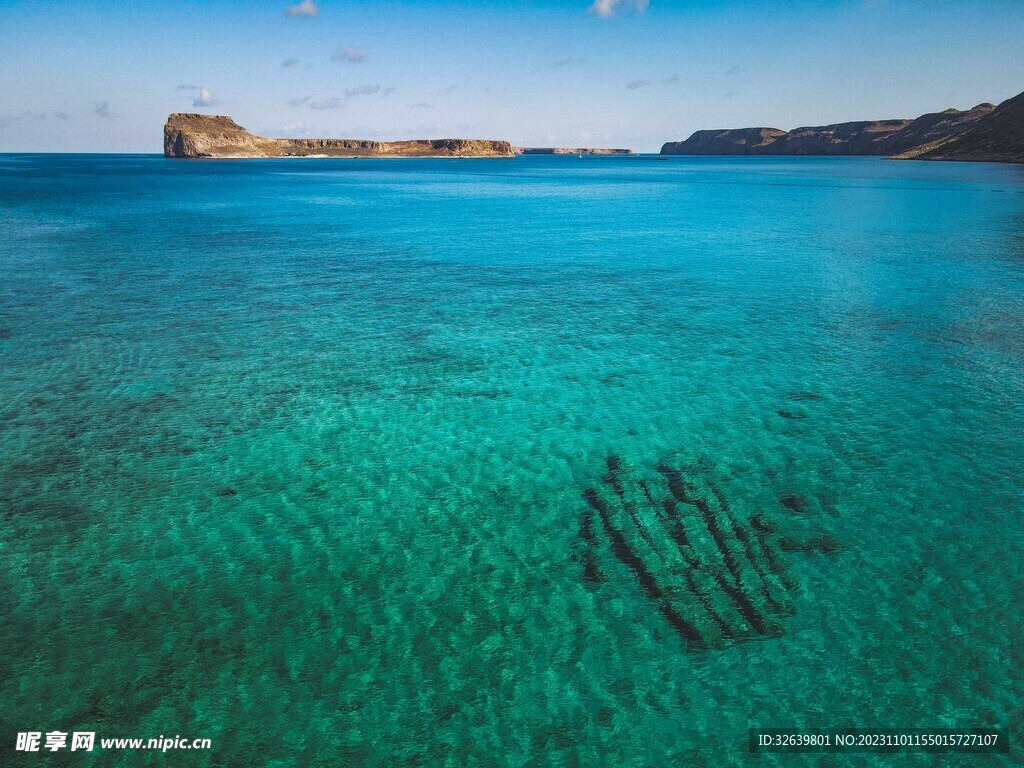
94 101 115 119
177 85 221 107
589 0 649 19
332 47 367 63
0 110 73 123
343 84 380 98
278 122 313 137
309 98 343 110
285 0 318 18
193 88 221 107
299 85 392 110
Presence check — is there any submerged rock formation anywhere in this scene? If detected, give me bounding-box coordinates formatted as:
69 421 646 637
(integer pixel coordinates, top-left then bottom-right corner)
892 91 1024 164
164 113 515 158
516 147 633 155
576 455 840 651
660 101 998 158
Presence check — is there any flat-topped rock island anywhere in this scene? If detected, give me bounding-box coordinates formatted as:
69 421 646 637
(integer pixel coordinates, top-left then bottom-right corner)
164 113 516 158
516 147 633 155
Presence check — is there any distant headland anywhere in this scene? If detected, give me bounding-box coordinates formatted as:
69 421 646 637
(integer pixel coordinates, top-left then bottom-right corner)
516 147 633 155
164 113 515 158
661 89 1024 163
891 90 1024 163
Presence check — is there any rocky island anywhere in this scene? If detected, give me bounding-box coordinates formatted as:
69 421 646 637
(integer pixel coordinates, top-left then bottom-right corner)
164 113 515 158
516 147 633 155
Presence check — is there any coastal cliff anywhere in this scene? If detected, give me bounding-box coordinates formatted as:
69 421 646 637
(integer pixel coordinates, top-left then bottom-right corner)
164 114 515 158
892 91 1024 164
661 101 997 158
659 128 786 155
516 147 633 155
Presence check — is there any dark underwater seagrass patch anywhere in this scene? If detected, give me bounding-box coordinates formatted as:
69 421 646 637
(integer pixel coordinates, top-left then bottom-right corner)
577 456 838 651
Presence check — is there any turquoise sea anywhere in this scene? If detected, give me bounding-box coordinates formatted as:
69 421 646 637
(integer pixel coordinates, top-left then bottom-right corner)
1 154 1022 766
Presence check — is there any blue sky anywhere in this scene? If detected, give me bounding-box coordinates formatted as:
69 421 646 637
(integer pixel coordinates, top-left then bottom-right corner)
1 0 1022 152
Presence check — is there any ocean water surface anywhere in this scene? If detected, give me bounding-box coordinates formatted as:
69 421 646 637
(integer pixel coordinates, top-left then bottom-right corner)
1 154 1023 766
